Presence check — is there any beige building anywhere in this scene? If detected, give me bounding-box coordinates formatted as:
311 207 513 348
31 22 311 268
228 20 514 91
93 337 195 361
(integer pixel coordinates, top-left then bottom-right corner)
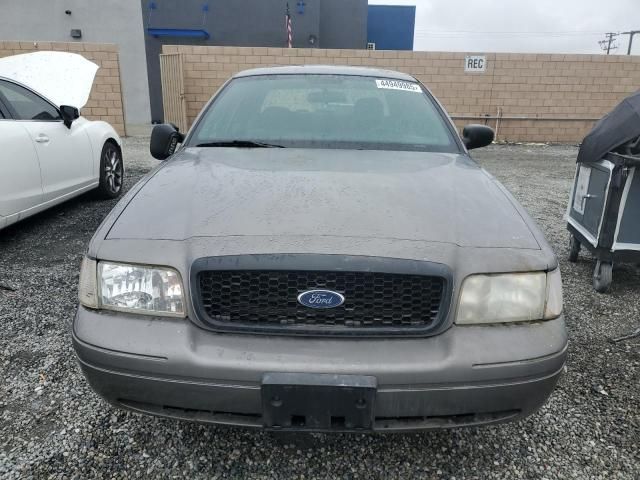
161 46 640 143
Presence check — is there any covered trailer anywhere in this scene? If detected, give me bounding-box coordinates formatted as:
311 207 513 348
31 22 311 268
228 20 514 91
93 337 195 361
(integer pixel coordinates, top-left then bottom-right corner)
567 90 640 292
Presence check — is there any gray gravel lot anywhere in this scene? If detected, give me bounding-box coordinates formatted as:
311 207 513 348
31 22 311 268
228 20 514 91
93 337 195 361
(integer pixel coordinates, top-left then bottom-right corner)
0 138 638 479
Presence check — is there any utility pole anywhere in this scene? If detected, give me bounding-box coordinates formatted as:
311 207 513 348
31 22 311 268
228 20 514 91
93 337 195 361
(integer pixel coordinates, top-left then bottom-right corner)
599 32 619 54
621 30 640 55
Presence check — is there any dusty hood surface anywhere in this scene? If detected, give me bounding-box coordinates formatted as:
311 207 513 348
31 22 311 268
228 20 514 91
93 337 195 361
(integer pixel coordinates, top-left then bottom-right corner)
107 148 540 249
0 51 98 108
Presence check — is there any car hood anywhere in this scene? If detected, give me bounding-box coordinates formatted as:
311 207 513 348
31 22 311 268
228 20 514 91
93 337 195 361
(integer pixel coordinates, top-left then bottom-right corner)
106 148 540 249
0 51 98 108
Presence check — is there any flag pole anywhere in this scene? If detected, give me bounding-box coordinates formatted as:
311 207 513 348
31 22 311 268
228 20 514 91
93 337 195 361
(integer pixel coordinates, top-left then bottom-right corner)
286 3 293 48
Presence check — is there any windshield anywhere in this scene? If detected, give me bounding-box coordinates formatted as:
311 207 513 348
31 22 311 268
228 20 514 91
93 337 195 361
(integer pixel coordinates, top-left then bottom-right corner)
187 74 460 152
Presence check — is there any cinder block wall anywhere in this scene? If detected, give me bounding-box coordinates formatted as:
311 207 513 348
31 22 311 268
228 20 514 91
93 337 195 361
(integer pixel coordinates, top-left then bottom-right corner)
163 45 640 143
0 41 125 136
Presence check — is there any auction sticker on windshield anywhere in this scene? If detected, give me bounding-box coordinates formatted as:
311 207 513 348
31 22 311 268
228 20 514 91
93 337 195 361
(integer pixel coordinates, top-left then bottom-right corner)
375 79 421 93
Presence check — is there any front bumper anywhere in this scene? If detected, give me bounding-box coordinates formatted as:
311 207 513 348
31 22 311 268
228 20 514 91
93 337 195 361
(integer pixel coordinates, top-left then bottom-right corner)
72 307 567 432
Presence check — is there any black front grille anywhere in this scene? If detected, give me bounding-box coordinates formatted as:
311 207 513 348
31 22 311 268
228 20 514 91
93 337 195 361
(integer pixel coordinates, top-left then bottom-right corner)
197 270 445 334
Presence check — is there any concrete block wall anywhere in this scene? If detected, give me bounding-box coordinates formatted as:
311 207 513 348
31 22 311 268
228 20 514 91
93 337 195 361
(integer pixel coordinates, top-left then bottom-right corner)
163 45 640 143
0 41 125 136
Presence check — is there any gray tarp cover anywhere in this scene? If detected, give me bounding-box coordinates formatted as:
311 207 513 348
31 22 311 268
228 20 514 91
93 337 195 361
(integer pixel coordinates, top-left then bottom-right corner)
577 90 640 164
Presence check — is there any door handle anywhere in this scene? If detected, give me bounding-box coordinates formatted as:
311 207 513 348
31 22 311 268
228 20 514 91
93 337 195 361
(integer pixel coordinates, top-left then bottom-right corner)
35 134 50 143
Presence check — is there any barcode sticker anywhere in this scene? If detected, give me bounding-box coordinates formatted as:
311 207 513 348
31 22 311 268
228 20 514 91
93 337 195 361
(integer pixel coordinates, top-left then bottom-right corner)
375 79 421 93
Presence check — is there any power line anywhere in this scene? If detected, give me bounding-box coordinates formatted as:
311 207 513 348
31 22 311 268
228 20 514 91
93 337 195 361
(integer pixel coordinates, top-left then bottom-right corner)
598 32 619 54
413 28 634 53
414 29 605 38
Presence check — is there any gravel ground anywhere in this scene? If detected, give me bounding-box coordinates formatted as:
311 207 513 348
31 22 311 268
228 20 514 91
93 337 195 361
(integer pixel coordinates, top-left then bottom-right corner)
0 138 638 479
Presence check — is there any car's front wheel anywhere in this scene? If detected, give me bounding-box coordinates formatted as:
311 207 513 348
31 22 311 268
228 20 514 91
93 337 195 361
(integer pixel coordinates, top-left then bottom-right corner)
97 141 123 199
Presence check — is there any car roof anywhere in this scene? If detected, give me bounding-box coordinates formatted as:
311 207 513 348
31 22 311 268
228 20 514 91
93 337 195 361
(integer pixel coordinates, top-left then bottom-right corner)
0 75 20 84
233 65 417 82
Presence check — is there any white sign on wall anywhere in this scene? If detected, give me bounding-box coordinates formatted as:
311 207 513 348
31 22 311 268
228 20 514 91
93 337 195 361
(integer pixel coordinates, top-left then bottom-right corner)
464 55 487 73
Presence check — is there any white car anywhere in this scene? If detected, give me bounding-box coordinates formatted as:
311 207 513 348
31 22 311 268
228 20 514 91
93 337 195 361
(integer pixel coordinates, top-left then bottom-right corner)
0 52 123 231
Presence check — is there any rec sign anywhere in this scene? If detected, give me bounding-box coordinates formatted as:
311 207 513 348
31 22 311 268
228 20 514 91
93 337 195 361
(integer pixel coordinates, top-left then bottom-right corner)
465 55 487 73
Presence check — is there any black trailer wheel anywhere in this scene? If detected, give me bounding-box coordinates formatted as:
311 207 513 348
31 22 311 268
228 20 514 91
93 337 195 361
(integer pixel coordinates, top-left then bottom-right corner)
568 235 581 263
593 260 613 293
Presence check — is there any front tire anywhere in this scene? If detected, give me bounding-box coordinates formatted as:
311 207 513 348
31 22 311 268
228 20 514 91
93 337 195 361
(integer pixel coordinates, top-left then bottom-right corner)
97 141 123 199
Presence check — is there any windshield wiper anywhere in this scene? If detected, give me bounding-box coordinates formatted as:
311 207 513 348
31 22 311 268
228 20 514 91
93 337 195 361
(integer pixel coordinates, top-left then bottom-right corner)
195 140 285 148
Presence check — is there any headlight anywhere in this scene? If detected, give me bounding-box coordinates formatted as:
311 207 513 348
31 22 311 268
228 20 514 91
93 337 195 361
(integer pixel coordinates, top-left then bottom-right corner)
456 269 563 325
78 258 185 317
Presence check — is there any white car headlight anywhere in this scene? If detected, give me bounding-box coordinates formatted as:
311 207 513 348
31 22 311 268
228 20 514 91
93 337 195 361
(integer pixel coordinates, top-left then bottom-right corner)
456 269 563 325
78 258 185 317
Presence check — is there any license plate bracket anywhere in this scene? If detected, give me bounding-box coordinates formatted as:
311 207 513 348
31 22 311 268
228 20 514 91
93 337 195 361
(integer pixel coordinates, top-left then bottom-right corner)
261 373 377 431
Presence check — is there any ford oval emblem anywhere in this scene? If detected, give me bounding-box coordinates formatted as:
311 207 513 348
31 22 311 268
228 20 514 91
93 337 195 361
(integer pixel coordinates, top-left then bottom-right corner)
297 289 345 309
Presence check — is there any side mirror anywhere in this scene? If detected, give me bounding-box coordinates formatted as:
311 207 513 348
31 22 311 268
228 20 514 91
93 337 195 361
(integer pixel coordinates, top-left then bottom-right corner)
150 123 185 160
462 124 495 150
60 105 80 129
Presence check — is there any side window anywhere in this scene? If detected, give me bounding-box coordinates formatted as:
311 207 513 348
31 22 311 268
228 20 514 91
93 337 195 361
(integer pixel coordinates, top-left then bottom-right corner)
0 80 60 121
0 92 8 119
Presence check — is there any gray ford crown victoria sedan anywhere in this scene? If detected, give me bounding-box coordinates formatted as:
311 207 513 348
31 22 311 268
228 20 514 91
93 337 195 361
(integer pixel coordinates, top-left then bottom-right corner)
73 66 567 432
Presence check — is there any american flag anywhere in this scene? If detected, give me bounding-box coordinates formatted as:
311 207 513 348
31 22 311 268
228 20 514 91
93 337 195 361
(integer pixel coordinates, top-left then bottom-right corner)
285 3 293 48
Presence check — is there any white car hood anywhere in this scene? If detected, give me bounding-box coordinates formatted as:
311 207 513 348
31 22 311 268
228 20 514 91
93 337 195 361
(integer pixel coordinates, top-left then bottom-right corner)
0 51 98 109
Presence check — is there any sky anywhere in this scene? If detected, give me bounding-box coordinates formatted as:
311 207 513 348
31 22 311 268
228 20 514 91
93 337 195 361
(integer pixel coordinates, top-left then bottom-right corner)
368 0 640 55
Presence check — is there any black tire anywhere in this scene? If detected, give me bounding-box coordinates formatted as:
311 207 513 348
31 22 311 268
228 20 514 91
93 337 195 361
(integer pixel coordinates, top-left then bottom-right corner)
593 260 613 294
568 235 581 263
97 141 123 199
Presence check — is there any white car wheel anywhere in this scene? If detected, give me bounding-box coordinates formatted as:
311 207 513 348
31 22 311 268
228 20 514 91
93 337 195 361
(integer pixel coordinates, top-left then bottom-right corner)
98 141 123 199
